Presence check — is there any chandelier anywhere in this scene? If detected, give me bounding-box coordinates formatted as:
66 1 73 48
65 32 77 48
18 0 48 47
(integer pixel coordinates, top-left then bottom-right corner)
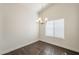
36 17 48 24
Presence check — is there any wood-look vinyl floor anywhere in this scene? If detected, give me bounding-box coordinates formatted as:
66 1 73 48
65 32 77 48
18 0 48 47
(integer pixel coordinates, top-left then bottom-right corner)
4 41 79 55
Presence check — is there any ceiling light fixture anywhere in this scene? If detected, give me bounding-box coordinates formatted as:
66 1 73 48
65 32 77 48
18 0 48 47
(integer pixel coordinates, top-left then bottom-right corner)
36 17 48 24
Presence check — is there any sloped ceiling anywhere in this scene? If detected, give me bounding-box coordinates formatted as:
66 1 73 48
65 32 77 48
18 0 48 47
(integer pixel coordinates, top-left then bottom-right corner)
0 3 49 14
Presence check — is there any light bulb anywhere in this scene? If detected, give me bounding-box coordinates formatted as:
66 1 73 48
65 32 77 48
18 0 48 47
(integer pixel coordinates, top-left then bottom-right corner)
38 17 41 21
36 19 39 22
36 17 41 23
45 17 48 21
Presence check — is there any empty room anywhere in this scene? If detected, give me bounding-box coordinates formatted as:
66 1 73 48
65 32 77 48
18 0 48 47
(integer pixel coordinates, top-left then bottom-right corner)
0 3 79 55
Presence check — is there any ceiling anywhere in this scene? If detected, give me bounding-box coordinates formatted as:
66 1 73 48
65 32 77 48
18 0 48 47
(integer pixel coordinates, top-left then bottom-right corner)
0 3 49 13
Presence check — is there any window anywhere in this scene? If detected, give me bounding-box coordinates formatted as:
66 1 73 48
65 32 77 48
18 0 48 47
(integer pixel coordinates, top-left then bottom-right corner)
45 21 54 37
45 18 64 39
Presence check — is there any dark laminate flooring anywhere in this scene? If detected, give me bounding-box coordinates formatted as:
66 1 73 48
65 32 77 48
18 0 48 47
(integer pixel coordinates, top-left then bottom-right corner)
4 41 79 55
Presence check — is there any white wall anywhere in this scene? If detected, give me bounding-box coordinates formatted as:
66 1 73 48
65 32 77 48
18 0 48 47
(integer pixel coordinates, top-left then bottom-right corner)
39 4 79 52
0 6 6 54
0 4 40 54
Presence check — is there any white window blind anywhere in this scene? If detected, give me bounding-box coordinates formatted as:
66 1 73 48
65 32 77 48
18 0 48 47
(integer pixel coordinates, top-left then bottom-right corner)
45 21 54 37
45 18 64 39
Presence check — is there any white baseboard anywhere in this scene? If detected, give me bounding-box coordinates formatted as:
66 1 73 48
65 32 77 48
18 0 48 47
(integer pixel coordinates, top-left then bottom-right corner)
40 39 79 53
1 39 38 55
2 38 79 54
